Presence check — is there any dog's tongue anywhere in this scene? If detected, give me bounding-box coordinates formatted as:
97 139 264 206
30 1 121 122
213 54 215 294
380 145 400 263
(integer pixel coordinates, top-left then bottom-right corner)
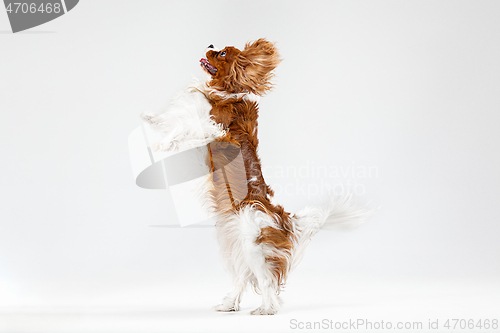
200 58 217 74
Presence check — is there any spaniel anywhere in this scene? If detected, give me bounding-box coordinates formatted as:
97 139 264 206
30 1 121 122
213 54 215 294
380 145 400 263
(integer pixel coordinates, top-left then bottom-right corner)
141 39 371 315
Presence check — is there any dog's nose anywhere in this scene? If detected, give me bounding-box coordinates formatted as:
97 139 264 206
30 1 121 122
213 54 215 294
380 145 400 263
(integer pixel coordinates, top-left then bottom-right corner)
206 44 220 53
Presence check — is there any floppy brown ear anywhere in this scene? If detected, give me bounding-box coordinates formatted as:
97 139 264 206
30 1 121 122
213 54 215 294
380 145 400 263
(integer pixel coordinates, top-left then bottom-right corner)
227 39 282 96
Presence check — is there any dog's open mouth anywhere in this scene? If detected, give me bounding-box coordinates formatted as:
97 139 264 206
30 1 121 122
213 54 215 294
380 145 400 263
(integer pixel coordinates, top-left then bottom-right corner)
200 58 217 75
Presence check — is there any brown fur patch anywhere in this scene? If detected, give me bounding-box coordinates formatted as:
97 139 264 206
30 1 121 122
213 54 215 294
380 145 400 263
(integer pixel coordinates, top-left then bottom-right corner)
256 226 294 288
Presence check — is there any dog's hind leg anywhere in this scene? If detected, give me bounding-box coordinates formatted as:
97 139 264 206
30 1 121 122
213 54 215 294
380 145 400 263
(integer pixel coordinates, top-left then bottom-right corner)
249 263 282 315
213 277 247 312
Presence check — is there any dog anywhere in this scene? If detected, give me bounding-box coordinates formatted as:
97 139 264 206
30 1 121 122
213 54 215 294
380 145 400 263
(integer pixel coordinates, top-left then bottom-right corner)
141 39 372 315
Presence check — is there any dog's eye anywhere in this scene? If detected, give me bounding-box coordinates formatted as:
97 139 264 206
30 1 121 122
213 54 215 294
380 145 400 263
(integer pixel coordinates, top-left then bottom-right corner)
220 51 226 57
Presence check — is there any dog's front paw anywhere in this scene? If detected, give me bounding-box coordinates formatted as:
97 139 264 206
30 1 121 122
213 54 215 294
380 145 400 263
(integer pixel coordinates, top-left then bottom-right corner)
151 143 163 152
151 140 179 152
213 303 239 312
250 306 277 315
140 112 161 125
164 140 180 151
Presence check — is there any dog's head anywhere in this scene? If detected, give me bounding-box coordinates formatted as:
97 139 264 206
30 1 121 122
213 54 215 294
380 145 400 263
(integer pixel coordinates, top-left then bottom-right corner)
200 39 281 96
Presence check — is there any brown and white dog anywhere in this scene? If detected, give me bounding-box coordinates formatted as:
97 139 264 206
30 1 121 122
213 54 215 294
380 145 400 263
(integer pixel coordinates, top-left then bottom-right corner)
142 39 371 315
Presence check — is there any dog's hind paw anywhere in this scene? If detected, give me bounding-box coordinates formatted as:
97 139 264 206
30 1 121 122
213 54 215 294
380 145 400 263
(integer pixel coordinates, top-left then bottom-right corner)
213 303 239 312
250 307 277 315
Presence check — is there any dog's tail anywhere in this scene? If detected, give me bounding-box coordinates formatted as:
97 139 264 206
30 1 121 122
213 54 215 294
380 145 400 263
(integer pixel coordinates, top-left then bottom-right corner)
290 193 375 270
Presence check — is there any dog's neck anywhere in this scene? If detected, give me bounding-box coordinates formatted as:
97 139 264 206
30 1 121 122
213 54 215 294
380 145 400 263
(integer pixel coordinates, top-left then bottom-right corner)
190 79 260 103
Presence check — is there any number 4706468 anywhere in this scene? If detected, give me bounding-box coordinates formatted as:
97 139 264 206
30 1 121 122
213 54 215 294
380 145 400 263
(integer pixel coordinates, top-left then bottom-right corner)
5 3 62 14
444 319 498 330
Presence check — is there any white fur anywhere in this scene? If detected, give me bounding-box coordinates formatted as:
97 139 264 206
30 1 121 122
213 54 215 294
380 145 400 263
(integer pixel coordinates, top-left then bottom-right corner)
141 83 225 152
290 193 375 270
214 206 287 315
205 86 260 102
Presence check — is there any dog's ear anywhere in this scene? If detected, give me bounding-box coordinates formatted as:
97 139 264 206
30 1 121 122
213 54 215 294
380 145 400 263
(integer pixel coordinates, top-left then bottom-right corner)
227 39 282 96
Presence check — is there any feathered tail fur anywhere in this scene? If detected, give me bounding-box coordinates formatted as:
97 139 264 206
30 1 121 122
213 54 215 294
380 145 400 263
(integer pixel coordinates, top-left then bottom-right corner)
290 193 375 270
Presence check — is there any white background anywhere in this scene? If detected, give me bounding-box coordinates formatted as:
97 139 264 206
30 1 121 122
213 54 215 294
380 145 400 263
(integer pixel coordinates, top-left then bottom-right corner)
1 1 499 332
